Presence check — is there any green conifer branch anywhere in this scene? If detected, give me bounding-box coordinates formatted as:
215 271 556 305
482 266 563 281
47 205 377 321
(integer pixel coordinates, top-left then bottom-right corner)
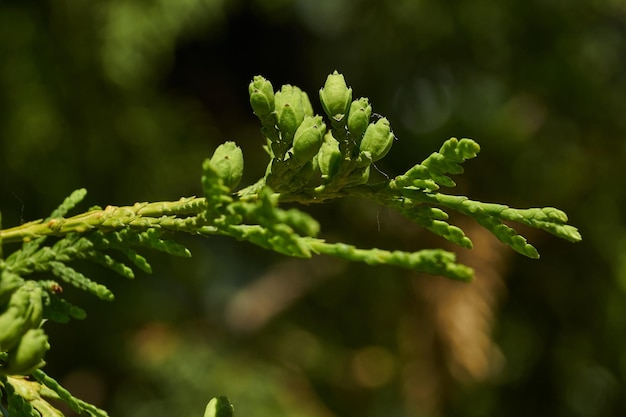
47 189 87 220
307 240 474 281
2 377 39 417
32 370 108 417
0 71 582 416
2 375 69 417
390 137 481 190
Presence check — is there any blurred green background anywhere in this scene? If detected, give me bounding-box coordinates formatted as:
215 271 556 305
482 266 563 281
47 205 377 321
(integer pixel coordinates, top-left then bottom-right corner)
1 0 624 416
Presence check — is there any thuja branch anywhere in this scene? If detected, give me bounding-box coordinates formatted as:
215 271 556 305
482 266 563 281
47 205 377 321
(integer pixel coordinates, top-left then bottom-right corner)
0 184 578 282
0 71 581 417
0 194 209 245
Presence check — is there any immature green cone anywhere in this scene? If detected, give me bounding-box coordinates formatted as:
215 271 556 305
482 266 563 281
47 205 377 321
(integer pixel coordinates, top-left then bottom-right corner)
0 270 22 305
319 70 352 122
0 309 28 352
274 85 306 141
347 97 372 139
4 328 50 375
248 76 275 119
317 132 342 179
0 282 43 351
208 141 244 190
292 115 326 164
21 281 43 330
204 396 234 417
359 117 394 162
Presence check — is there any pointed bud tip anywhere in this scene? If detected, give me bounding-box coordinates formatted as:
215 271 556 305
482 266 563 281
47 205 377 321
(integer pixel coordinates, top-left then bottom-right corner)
320 71 353 122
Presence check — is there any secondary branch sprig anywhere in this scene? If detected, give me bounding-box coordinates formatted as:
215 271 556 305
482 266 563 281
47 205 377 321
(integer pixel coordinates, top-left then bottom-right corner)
0 196 209 244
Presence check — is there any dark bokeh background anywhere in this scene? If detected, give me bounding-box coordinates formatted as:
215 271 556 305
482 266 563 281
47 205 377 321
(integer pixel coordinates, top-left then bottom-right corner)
1 1 625 416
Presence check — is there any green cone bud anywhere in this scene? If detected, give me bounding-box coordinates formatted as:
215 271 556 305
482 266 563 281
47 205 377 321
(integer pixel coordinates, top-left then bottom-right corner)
347 98 372 139
249 76 275 119
274 85 306 141
208 141 244 190
0 282 43 351
0 310 27 352
0 271 22 305
204 396 234 417
319 70 352 122
359 117 394 162
317 132 342 179
292 115 326 164
21 281 43 330
4 328 50 375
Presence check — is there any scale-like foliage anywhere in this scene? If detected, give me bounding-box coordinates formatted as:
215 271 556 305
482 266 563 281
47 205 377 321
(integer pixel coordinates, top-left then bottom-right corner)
391 137 481 190
0 72 580 416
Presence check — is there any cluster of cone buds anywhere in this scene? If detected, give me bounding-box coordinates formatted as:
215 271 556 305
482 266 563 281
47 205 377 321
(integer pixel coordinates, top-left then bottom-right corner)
208 71 397 190
316 71 395 180
320 71 395 159
0 274 49 375
250 76 328 168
